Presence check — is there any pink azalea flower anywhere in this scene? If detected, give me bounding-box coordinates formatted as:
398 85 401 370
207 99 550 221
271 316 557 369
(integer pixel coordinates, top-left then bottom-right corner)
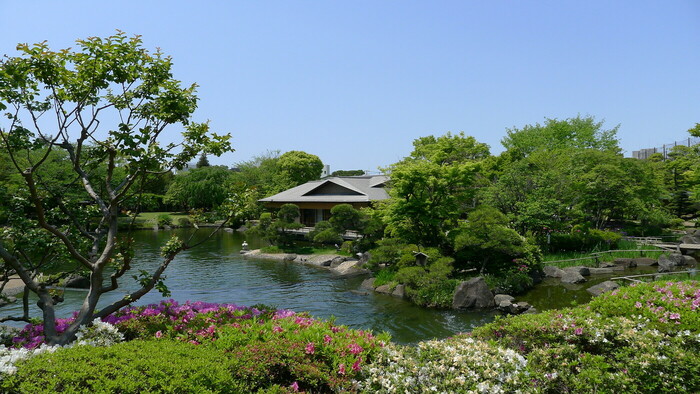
324 334 332 344
352 357 362 372
338 363 346 375
305 342 315 354
290 381 299 392
155 330 163 338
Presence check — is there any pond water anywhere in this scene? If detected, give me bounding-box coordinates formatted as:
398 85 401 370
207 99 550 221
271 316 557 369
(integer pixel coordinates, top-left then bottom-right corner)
6 228 696 343
3 229 495 344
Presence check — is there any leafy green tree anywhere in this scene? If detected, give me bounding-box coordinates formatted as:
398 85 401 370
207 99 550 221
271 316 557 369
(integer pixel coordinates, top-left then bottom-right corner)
409 131 490 165
452 206 538 274
249 204 302 246
0 32 232 345
307 221 343 244
276 150 324 188
164 166 232 210
329 204 364 232
196 152 211 168
501 115 620 159
331 170 365 177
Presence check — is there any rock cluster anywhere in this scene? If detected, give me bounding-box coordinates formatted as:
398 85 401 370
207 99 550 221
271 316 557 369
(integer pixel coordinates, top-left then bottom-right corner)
451 277 535 314
360 278 405 298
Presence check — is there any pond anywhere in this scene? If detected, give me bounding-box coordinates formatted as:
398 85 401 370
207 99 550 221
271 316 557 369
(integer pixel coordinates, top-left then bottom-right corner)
2 228 496 344
6 228 695 343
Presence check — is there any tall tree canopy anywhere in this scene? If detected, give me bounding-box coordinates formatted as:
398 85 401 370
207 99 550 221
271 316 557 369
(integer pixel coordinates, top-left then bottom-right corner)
501 115 620 159
0 32 232 345
276 150 324 188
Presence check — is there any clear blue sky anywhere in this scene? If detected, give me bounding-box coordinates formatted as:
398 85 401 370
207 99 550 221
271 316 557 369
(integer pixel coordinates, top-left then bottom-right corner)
2 1 698 172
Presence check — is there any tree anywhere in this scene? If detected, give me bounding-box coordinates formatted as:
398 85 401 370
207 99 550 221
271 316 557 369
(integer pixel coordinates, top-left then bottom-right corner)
276 151 324 188
331 170 365 177
380 133 488 248
164 166 232 210
452 206 537 274
249 204 302 246
196 152 211 168
0 33 232 345
501 115 620 159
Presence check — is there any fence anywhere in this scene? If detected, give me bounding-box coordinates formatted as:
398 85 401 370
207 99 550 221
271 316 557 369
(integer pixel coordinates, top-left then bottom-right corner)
632 136 700 160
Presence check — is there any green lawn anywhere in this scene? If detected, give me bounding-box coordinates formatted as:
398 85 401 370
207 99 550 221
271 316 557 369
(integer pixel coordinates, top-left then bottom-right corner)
118 211 191 229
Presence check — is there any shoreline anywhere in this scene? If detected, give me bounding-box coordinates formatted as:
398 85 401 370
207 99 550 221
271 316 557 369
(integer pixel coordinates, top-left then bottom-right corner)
241 249 370 278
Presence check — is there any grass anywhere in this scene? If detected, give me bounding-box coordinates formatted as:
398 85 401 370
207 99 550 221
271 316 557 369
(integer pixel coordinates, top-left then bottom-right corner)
117 211 191 229
542 240 666 268
259 245 351 256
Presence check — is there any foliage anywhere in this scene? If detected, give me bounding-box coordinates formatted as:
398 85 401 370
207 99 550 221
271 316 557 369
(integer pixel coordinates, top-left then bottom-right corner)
501 115 620 159
248 205 303 246
8 300 389 393
276 150 324 189
164 166 232 210
331 169 365 176
0 32 232 345
307 221 343 244
452 206 540 274
2 340 250 393
357 337 529 393
155 214 173 228
329 204 364 232
472 280 700 393
195 152 211 168
484 267 534 295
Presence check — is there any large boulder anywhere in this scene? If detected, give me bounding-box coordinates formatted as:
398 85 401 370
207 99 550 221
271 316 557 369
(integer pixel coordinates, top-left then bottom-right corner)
633 258 657 267
681 255 698 266
360 278 376 290
543 266 565 278
329 256 347 268
494 294 515 305
560 272 587 284
392 284 405 298
614 258 636 268
452 277 494 309
283 254 297 262
587 281 619 297
563 266 590 276
374 284 392 294
331 260 369 277
658 253 683 272
680 234 700 244
64 274 90 289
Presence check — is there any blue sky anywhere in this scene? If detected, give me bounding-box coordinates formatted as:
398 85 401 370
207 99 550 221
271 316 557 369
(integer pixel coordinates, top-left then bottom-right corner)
1 1 698 172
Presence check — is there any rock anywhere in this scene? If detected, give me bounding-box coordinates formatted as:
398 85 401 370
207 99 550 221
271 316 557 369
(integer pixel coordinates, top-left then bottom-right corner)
543 266 565 278
330 256 347 268
599 261 616 268
452 277 494 309
560 272 587 284
375 284 392 294
392 284 405 298
360 278 376 290
283 254 297 262
634 258 657 266
587 281 619 296
588 267 614 275
681 235 700 244
614 258 636 268
516 301 531 311
331 260 369 277
64 274 90 289
357 252 370 266
564 266 590 276
658 254 683 272
494 294 515 304
498 300 512 309
681 255 698 266
523 307 538 314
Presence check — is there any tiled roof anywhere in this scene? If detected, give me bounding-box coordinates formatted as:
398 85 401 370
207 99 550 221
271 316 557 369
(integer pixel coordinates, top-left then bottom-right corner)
259 175 390 203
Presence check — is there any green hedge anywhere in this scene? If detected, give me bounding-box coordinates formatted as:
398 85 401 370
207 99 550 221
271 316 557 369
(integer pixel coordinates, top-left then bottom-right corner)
1 340 250 393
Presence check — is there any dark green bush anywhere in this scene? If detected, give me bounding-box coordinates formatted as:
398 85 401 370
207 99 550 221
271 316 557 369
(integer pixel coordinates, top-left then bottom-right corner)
155 214 173 228
1 340 250 393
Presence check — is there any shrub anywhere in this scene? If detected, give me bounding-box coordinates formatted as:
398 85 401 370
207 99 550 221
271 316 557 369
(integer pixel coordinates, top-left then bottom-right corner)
471 280 700 393
358 337 529 393
176 217 191 227
1 340 249 393
155 213 172 228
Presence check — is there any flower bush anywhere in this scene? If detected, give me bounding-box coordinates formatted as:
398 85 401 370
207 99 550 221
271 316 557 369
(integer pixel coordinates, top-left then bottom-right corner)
357 336 529 393
472 280 700 393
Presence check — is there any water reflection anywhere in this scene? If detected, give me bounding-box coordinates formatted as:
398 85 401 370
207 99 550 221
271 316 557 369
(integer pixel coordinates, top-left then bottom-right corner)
2 228 494 344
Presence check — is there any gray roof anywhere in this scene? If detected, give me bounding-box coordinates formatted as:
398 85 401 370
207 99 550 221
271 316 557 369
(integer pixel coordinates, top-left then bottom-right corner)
259 175 390 204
